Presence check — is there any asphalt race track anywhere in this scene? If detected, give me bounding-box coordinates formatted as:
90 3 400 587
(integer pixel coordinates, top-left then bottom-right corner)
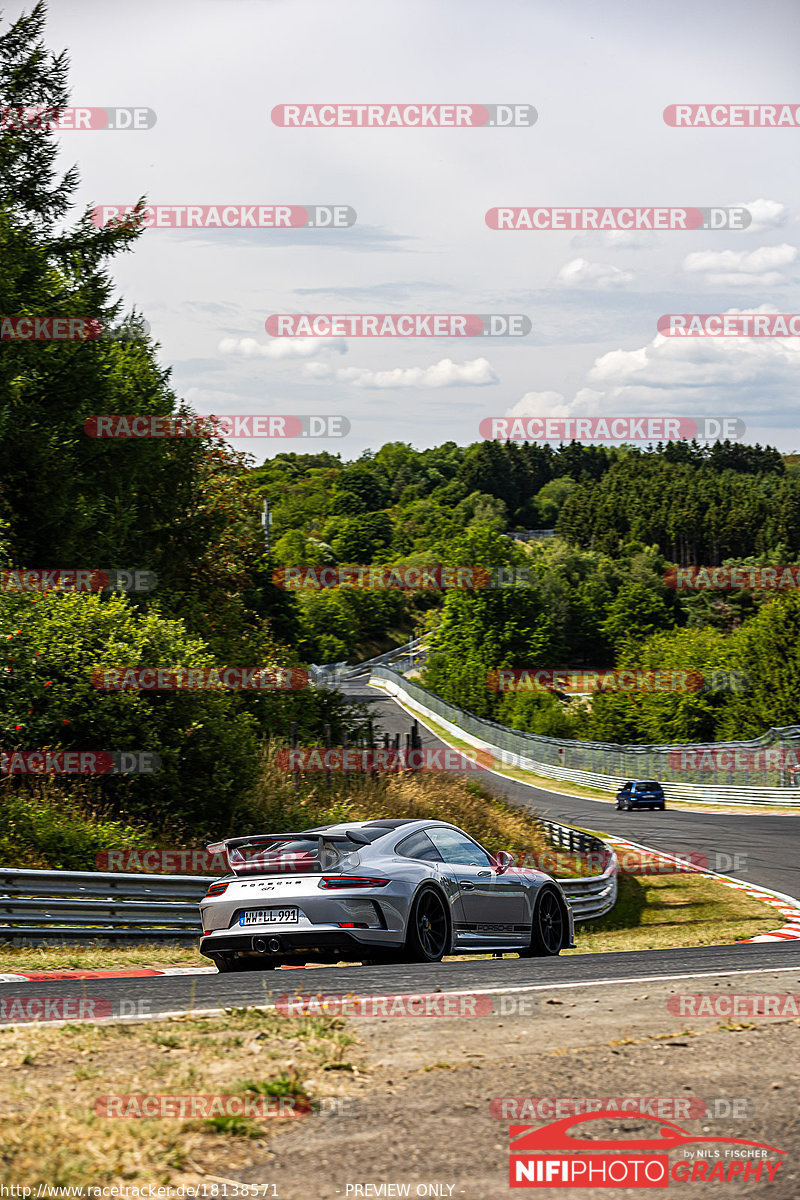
2 675 798 1027
342 677 800 901
2 941 800 1022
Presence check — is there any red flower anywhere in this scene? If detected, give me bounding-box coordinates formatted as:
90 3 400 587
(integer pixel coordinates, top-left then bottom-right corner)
15 724 22 730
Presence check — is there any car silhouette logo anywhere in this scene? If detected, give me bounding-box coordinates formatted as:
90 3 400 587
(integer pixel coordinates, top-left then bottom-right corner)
509 1111 784 1155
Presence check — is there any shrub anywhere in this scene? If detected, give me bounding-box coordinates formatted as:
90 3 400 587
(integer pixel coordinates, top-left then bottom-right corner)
0 590 259 828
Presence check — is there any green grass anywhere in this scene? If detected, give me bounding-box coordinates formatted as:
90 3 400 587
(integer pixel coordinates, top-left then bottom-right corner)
0 942 209 972
566 872 779 954
0 783 159 870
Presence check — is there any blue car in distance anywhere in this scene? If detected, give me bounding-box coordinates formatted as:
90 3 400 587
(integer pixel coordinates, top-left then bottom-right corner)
615 780 666 811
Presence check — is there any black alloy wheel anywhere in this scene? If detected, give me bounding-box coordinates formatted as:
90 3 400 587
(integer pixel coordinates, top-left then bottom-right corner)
521 887 565 957
405 887 449 962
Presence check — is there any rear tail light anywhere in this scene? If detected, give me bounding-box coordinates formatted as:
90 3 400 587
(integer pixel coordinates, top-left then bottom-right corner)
205 881 229 897
338 922 370 928
318 876 390 889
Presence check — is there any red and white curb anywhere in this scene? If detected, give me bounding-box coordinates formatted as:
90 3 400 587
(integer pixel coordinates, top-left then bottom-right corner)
0 966 218 983
608 835 800 942
0 962 335 984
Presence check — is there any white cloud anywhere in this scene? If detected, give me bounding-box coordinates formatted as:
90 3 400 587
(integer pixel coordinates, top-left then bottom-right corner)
737 198 788 233
304 356 498 389
218 336 347 359
588 307 800 397
570 229 659 250
505 308 800 428
507 390 572 417
183 386 243 408
682 243 797 287
556 258 635 289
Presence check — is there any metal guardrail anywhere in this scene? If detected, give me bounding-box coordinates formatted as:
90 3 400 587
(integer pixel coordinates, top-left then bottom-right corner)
371 669 800 805
541 820 617 921
311 635 427 684
308 659 349 684
0 819 616 942
504 529 556 542
0 868 210 945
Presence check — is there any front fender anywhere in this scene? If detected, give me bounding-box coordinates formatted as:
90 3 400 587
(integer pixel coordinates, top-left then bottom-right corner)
409 880 456 954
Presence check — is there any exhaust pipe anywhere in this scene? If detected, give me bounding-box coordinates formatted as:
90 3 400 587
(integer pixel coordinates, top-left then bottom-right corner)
252 935 281 954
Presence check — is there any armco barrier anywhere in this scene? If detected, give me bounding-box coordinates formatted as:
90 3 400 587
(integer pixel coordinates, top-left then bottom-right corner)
0 822 615 943
370 668 800 807
311 635 427 684
0 868 210 945
539 820 617 921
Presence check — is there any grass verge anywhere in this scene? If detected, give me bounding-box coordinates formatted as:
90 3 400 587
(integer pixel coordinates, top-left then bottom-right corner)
0 1006 365 1187
0 781 163 870
0 943 209 973
566 872 779 954
240 752 555 870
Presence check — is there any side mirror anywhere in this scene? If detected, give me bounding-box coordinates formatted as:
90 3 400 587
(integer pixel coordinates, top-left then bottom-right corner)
494 850 515 874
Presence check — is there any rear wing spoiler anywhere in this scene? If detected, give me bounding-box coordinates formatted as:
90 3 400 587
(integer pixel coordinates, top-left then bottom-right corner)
206 830 371 853
205 830 371 874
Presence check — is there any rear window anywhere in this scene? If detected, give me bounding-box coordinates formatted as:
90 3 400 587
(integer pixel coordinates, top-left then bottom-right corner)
227 837 357 876
637 782 662 790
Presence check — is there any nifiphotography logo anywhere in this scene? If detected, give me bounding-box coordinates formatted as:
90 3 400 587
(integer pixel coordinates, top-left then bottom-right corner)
508 1111 784 1188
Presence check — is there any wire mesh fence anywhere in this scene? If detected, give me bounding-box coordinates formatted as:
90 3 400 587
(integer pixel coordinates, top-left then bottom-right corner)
371 667 800 801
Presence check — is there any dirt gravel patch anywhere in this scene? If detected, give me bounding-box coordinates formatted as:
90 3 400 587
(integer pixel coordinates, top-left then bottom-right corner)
254 969 800 1199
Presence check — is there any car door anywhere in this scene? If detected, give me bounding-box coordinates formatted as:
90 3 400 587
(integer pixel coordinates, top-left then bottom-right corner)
426 827 526 934
394 828 465 928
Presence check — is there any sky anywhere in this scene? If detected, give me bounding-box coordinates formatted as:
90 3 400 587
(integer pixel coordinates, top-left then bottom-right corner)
4 0 800 464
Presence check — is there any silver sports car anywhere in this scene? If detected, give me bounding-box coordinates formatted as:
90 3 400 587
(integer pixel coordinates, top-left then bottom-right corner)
199 818 575 971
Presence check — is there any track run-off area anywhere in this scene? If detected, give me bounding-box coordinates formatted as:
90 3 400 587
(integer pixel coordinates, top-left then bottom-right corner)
1 677 799 1025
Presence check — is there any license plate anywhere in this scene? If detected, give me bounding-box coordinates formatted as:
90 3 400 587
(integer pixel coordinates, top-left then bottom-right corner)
239 908 299 926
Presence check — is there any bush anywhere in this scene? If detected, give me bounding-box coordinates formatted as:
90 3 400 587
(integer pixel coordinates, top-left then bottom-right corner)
0 590 260 828
0 780 157 869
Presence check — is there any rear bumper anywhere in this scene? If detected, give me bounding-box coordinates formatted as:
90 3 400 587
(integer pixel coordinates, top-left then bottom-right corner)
200 928 400 963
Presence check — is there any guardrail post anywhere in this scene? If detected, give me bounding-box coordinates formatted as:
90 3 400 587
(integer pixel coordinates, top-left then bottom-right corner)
324 723 332 791
368 720 377 778
290 721 299 795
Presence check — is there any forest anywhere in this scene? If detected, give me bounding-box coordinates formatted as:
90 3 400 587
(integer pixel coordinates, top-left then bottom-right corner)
3 6 800 861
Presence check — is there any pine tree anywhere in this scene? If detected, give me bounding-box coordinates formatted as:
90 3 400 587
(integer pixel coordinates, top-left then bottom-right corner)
0 4 267 635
